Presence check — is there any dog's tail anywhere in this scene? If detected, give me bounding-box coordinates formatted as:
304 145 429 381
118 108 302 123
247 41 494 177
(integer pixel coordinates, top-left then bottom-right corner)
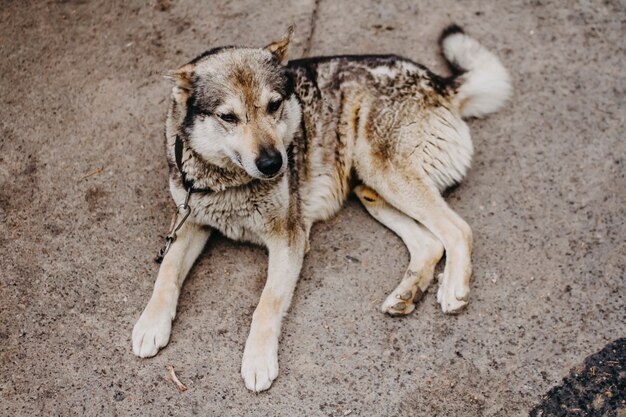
439 25 512 118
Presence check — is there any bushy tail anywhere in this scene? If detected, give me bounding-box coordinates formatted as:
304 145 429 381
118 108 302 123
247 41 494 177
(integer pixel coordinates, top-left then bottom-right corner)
439 25 512 118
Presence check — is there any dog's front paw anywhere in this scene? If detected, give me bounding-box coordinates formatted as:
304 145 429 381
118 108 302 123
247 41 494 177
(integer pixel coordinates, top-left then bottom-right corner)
132 305 174 358
241 337 279 393
436 272 469 314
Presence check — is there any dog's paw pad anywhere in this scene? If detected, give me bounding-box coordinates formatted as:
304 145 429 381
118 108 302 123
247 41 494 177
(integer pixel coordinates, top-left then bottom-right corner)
387 301 416 316
399 290 412 301
381 287 424 316
132 309 173 358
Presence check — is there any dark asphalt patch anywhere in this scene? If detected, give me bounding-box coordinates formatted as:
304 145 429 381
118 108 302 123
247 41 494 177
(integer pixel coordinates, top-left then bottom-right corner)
530 338 625 417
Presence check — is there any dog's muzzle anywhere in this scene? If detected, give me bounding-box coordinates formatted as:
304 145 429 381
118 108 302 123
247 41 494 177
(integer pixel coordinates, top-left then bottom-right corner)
255 147 283 177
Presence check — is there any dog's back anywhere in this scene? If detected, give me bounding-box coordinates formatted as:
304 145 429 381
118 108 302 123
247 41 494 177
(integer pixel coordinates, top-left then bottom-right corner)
286 33 511 225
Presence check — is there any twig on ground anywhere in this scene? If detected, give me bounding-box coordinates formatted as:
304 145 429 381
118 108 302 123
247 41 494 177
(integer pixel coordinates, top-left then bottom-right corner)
166 365 187 393
79 167 103 181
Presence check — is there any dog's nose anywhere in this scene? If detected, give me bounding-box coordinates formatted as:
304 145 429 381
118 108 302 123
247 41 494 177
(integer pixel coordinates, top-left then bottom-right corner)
255 148 283 176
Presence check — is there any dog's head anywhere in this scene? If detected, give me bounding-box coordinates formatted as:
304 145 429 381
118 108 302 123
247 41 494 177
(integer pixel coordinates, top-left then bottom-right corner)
168 27 301 180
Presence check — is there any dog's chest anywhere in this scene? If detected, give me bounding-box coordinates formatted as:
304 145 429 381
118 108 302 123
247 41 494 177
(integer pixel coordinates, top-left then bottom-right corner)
196 192 263 243
171 180 286 245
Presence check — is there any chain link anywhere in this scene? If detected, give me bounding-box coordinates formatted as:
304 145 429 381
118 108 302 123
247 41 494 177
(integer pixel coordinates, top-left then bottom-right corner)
155 188 192 264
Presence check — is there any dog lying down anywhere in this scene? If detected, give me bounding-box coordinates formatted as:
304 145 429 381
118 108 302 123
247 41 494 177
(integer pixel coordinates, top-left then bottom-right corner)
132 24 512 392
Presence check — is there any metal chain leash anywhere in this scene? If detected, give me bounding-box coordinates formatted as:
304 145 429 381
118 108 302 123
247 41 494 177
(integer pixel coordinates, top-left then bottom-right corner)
155 188 192 264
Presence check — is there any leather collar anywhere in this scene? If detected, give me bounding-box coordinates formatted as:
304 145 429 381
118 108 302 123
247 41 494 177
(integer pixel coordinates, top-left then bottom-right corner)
175 135 213 194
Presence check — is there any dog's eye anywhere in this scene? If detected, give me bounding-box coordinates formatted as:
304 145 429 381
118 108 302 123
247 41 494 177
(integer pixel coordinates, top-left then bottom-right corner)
219 113 238 124
267 99 283 114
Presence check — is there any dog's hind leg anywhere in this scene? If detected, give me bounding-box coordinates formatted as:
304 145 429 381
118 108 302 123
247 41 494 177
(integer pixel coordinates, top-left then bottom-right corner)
354 185 444 315
359 166 473 313
132 222 211 358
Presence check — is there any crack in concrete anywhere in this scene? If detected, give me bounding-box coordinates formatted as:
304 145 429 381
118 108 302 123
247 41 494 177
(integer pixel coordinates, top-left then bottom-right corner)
302 0 321 57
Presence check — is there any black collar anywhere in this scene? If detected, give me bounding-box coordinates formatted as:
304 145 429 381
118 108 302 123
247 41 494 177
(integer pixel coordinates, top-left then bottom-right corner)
175 135 213 194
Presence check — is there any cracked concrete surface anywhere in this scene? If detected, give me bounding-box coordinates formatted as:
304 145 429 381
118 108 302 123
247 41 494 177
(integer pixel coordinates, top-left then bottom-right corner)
1 0 624 416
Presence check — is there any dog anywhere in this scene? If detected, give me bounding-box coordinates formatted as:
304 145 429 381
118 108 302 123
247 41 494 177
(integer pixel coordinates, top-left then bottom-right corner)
132 24 512 392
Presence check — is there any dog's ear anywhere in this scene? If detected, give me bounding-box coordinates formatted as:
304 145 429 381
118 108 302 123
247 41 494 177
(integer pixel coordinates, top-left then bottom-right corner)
165 63 194 102
264 25 294 64
165 63 194 91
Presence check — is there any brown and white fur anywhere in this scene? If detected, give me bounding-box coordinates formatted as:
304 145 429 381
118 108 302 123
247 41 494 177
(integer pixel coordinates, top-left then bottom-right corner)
132 25 512 392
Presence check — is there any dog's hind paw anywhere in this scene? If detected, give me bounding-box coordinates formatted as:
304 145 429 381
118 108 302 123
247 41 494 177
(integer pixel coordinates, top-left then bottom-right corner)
241 338 279 393
436 272 469 314
132 306 173 358
381 287 420 316
381 275 428 316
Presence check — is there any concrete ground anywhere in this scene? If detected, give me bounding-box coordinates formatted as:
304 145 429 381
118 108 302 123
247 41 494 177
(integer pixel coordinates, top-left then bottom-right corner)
1 0 624 416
